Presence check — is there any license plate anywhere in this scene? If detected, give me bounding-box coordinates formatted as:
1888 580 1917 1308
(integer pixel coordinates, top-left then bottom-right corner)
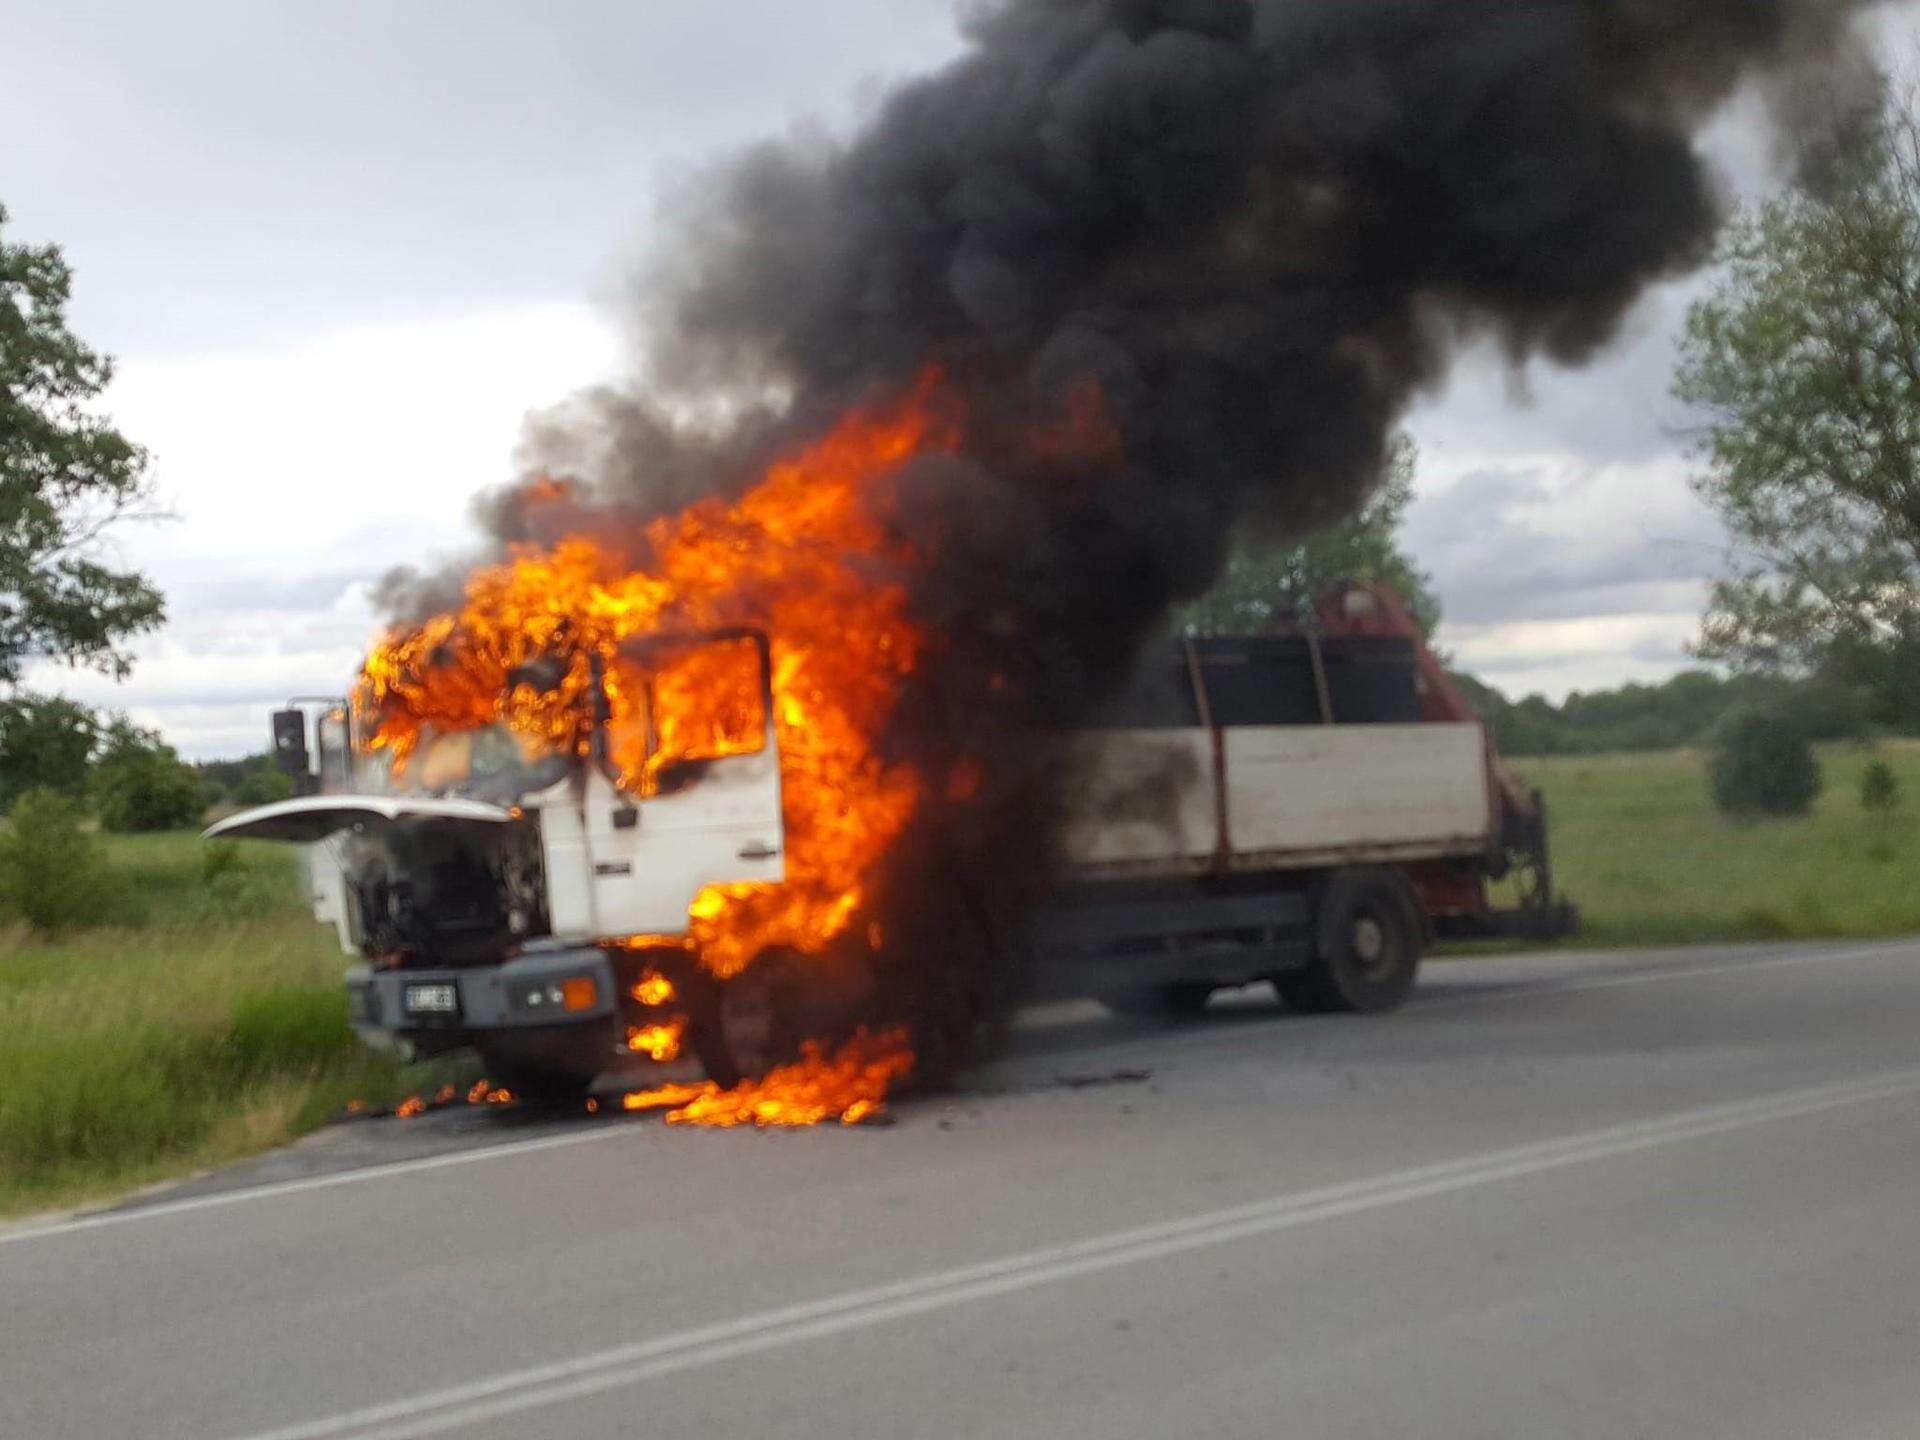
404 982 459 1016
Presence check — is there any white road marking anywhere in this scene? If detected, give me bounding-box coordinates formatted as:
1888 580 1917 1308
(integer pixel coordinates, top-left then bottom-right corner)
3 939 1910 1250
0 1126 635 1249
225 1065 1920 1440
1426 941 1916 1009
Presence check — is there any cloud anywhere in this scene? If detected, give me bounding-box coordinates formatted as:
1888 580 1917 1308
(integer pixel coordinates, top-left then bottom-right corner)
2 2 963 358
21 303 618 757
1400 264 1737 699
1406 456 1729 617
1402 447 1728 699
1440 609 1705 701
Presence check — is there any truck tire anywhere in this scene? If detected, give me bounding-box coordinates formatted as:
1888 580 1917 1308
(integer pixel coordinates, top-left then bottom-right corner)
1095 983 1215 1020
1277 870 1422 1014
687 951 808 1089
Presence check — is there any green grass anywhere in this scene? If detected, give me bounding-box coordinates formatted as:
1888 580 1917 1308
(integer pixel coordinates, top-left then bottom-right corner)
0 833 464 1220
1501 739 1920 948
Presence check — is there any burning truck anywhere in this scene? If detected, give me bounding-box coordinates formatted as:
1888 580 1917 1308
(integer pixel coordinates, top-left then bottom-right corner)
206 0 1882 1121
208 386 1571 1121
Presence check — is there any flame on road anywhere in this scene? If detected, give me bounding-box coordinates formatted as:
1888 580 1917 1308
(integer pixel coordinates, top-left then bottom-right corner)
622 1030 913 1127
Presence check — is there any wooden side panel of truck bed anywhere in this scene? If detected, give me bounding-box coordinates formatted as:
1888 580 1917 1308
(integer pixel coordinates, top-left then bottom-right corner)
1223 723 1490 860
1063 722 1492 877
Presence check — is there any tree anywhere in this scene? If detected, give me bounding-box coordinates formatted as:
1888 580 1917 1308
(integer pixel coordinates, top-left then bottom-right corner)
235 768 294 806
0 691 97 807
1676 86 1920 691
1174 434 1438 637
1861 758 1901 813
0 787 109 933
1 202 164 684
1709 704 1823 818
92 718 203 832
1449 665 1871 758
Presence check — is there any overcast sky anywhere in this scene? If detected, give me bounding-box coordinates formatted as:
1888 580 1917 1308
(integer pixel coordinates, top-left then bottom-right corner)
5 2 1904 758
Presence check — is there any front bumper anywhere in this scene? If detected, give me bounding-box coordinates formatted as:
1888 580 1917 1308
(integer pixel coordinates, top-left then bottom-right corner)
345 945 619 1051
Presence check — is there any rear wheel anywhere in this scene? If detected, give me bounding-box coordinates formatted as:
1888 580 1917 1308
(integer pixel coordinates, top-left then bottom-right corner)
1276 870 1422 1014
1096 983 1215 1020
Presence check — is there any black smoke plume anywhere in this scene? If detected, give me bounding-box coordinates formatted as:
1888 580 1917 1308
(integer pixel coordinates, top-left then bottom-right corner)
396 0 1895 1072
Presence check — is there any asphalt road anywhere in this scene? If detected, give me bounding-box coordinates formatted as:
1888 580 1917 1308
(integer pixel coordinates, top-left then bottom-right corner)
6 938 1920 1440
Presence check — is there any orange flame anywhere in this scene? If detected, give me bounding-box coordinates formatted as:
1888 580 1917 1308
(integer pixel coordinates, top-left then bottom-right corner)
621 1082 714 1114
626 1018 687 1062
622 1030 913 1127
630 970 676 1007
356 373 961 1123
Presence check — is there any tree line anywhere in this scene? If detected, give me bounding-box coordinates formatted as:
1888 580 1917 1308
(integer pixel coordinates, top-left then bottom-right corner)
0 691 288 832
1451 668 1881 759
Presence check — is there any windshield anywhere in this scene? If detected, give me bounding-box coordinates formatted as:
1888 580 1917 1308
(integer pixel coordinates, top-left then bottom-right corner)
349 724 572 805
337 632 770 803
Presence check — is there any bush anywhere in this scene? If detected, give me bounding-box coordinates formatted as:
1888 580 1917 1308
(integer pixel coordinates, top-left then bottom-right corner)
1709 705 1823 817
0 694 99 809
94 721 204 832
235 769 295 807
0 789 112 933
1862 759 1901 813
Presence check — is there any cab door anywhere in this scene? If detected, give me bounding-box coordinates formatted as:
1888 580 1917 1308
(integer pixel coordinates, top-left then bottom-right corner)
566 632 786 938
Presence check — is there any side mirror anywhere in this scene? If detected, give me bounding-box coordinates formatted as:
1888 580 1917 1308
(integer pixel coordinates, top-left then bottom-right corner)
271 709 311 781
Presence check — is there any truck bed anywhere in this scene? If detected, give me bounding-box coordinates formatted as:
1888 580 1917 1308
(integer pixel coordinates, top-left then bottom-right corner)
1064 722 1494 879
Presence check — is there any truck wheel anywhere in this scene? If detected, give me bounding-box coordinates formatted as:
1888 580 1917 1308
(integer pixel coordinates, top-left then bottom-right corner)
1096 983 1214 1020
1277 871 1422 1014
687 951 806 1089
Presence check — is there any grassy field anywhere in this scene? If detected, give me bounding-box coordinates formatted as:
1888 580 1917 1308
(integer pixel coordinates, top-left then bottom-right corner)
0 833 462 1220
1505 740 1920 948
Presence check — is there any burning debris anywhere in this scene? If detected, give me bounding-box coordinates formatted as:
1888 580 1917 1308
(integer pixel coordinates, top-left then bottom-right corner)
358 0 1890 1124
625 1019 686 1062
630 969 676 1008
619 1029 914 1127
347 1080 514 1122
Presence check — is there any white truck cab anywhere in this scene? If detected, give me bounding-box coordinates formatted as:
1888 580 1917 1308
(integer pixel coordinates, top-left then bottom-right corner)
209 630 790 1097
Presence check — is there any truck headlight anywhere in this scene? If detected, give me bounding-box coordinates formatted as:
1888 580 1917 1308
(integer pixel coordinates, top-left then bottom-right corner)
516 976 600 1013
